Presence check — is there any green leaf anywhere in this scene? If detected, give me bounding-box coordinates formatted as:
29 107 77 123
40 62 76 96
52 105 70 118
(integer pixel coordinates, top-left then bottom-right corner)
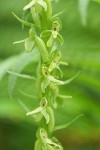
78 0 90 26
0 56 17 81
93 0 100 3
54 114 84 132
7 71 35 80
12 12 34 27
8 49 39 97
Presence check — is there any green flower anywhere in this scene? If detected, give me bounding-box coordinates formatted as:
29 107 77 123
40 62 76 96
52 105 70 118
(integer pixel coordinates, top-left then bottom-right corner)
14 28 35 52
35 128 63 150
41 20 64 47
23 0 47 11
41 63 80 93
26 97 50 124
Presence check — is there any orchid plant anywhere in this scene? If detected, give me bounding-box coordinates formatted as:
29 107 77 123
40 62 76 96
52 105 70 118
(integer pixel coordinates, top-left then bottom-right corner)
11 0 83 149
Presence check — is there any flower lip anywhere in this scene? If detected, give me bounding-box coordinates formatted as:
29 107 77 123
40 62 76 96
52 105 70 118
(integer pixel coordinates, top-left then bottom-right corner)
52 20 61 32
42 66 50 76
40 97 48 107
40 128 47 139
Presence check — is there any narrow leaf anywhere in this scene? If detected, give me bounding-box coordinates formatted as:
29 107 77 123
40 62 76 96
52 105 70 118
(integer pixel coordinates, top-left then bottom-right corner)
7 71 35 80
78 0 90 26
8 49 39 97
93 0 100 3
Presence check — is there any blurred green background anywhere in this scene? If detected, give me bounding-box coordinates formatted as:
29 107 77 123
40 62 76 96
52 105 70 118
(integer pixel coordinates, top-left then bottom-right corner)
0 0 100 150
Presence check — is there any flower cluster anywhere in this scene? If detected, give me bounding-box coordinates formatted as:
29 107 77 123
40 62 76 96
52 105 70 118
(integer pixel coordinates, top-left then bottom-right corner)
12 0 81 149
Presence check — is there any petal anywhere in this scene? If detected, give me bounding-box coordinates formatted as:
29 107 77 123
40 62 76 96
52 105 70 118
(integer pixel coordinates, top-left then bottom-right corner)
48 75 64 85
47 34 54 47
25 38 34 52
48 71 80 85
34 113 43 122
41 77 50 93
13 39 25 44
57 33 64 45
23 0 36 10
34 139 42 150
46 145 55 150
40 30 52 37
26 107 43 116
52 31 58 38
54 114 84 131
41 109 50 124
38 0 47 11
46 138 61 149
